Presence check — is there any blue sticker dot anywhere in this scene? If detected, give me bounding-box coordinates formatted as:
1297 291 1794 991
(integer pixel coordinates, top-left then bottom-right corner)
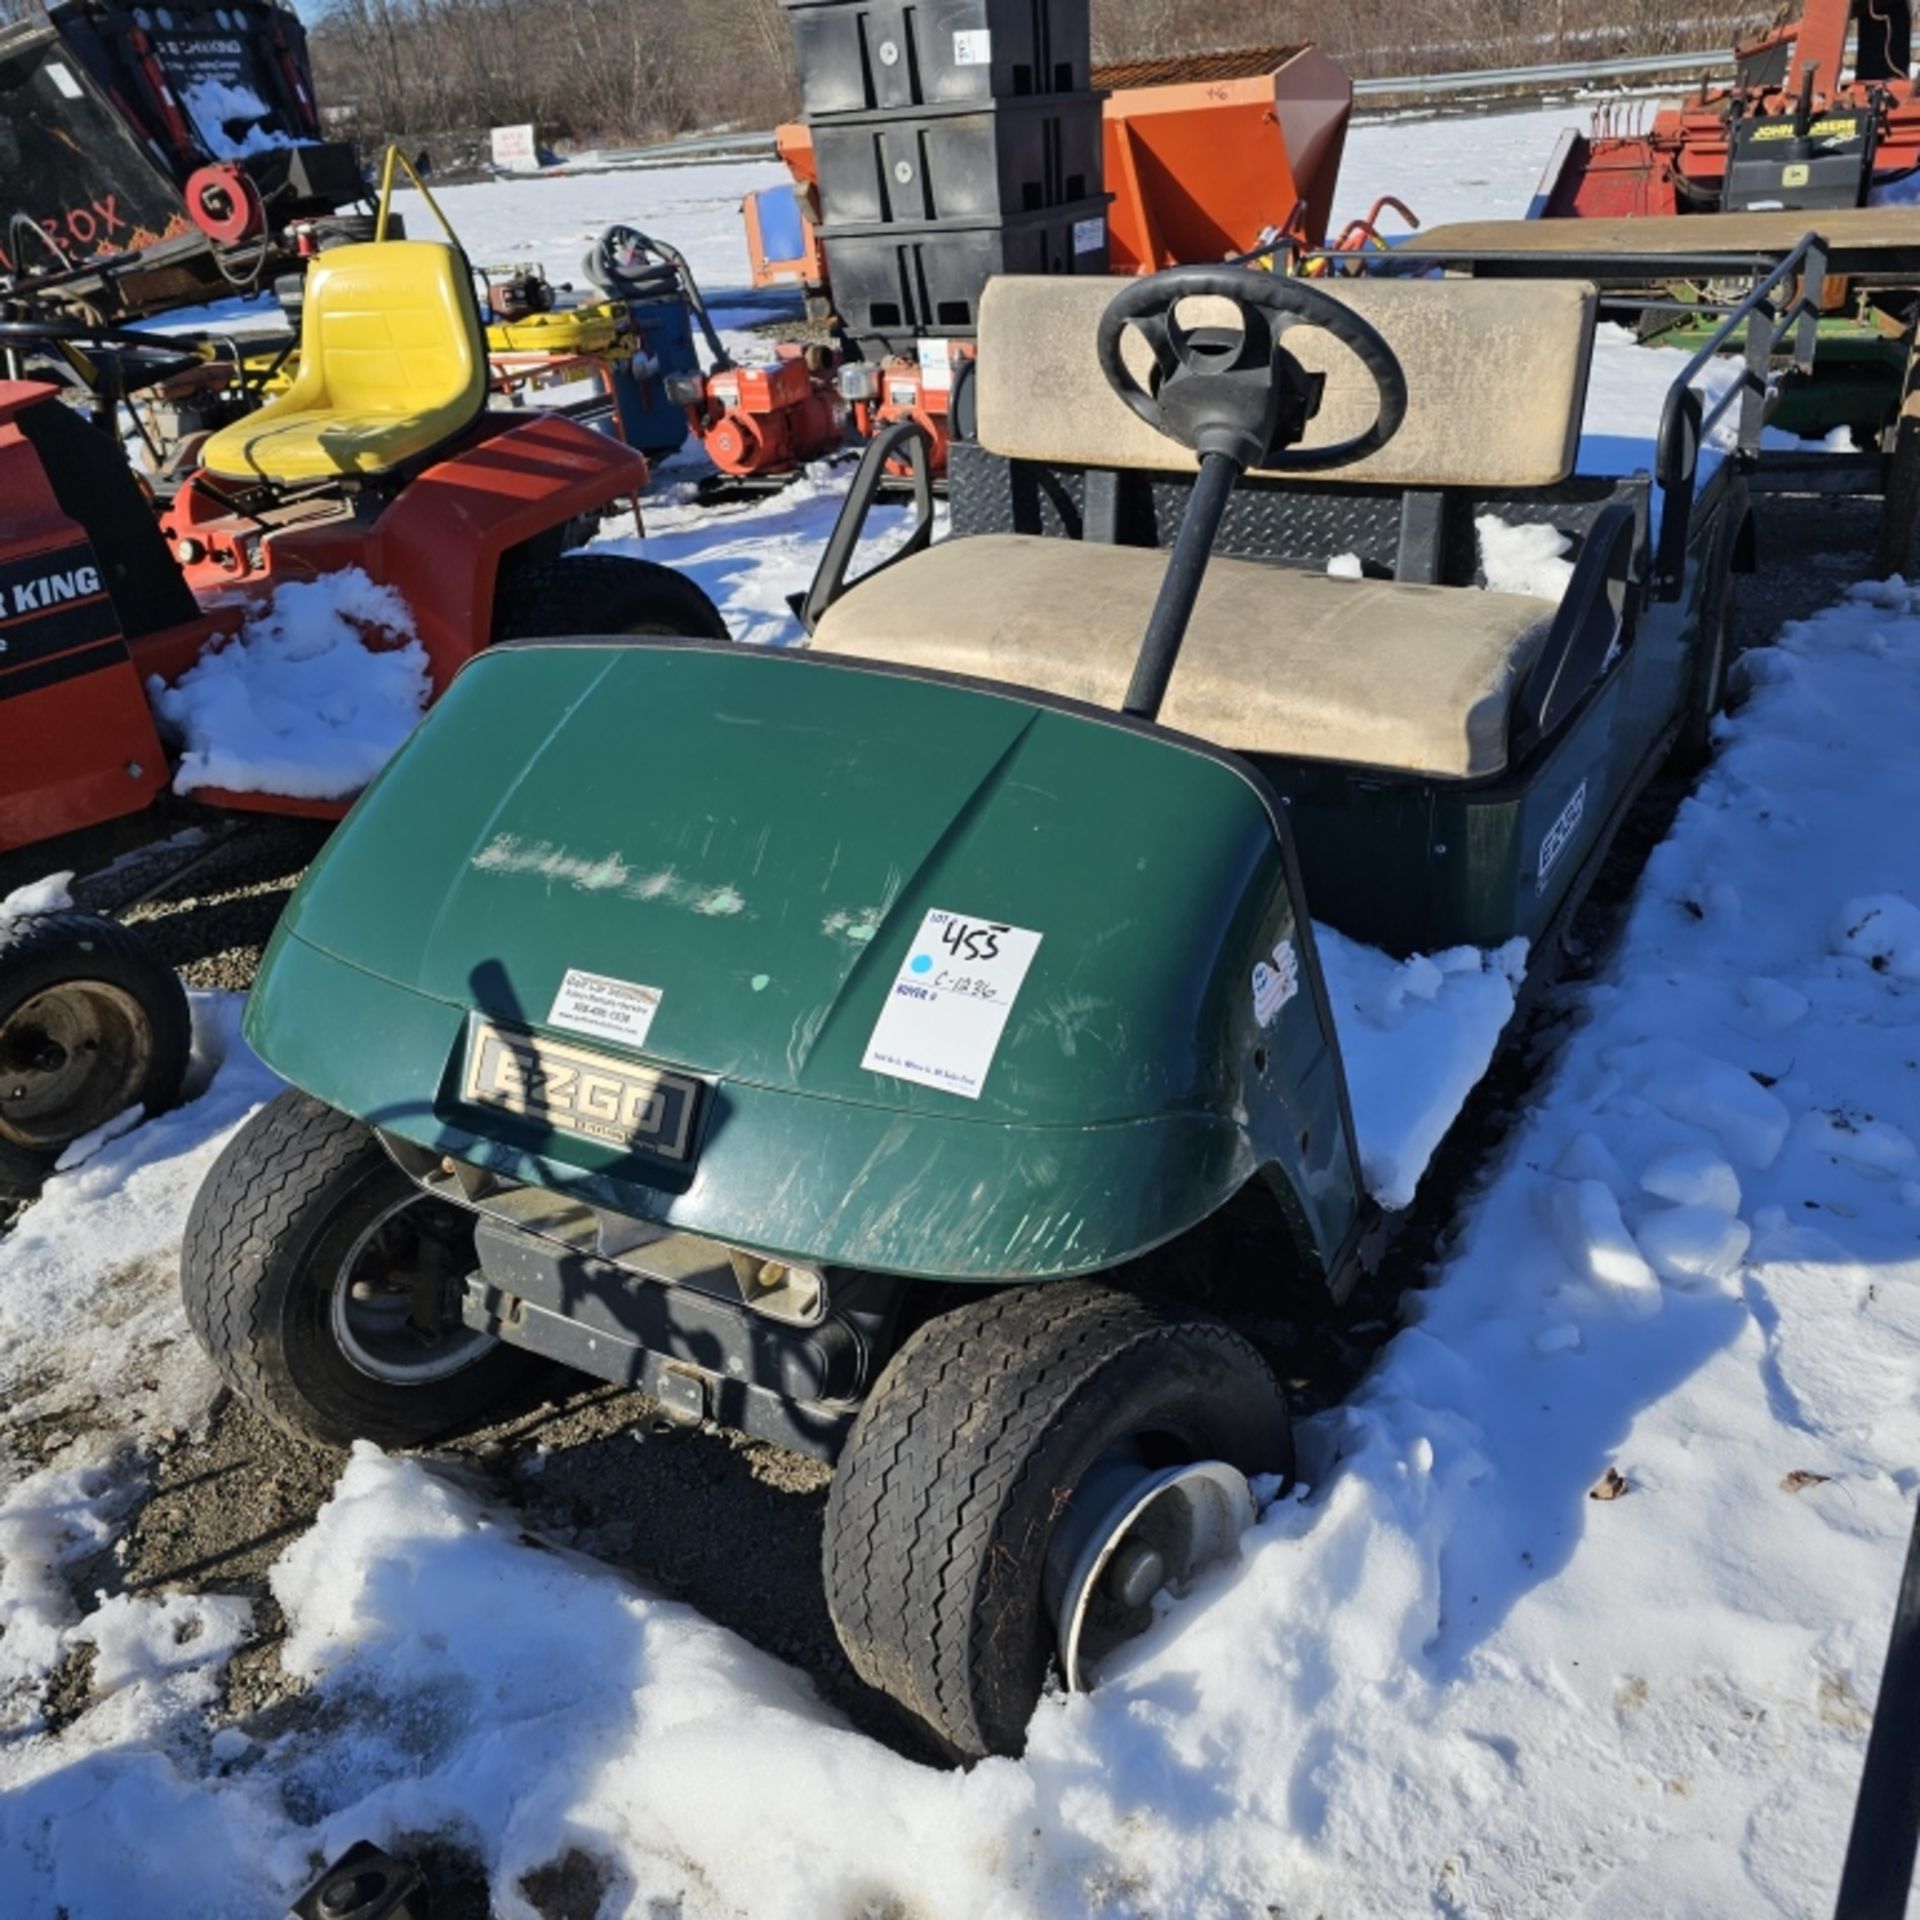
910 954 933 974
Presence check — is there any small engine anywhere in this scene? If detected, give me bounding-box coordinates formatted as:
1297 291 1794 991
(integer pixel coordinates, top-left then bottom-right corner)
702 347 844 478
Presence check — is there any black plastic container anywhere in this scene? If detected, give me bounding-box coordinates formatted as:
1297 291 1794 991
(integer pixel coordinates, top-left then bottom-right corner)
781 0 1092 115
812 92 1104 226
821 195 1111 350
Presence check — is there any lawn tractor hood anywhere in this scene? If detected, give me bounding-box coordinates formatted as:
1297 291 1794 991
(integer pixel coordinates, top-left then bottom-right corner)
248 641 1362 1281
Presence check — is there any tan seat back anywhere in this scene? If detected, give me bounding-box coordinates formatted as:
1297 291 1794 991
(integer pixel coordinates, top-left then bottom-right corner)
974 274 1599 490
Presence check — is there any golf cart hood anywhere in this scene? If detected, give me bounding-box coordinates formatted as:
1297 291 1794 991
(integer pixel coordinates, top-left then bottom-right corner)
248 641 1362 1279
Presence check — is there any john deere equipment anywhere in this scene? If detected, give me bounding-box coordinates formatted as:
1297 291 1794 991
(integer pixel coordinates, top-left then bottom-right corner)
181 247 1805 1759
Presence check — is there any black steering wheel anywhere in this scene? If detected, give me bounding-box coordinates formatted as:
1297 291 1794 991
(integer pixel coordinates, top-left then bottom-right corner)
1096 266 1408 473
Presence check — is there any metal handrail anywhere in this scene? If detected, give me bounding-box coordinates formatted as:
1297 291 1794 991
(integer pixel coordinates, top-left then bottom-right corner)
1659 229 1828 458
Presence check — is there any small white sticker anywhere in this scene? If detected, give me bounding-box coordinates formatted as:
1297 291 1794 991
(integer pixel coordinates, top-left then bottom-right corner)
862 909 1042 1100
1536 780 1588 892
47 61 83 99
1252 939 1300 1027
547 968 663 1049
954 27 992 65
1073 215 1106 255
915 336 953 390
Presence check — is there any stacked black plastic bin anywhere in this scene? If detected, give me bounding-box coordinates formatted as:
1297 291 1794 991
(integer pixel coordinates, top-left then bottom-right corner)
781 0 1110 353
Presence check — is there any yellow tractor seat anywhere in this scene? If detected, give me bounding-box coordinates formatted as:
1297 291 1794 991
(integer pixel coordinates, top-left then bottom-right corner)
201 240 489 485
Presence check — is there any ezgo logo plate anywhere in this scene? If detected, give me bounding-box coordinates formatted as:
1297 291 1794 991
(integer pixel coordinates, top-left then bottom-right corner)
464 1020 697 1158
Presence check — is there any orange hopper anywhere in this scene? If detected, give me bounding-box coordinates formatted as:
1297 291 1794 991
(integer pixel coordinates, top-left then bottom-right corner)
1095 46 1354 271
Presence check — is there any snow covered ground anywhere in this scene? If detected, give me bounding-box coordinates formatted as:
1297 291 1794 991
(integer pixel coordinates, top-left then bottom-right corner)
4 104 1917 1917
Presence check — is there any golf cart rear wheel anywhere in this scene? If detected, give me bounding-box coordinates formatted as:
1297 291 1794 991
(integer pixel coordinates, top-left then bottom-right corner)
0 911 191 1195
182 1089 534 1448
823 1280 1291 1761
1675 575 1737 771
491 553 730 644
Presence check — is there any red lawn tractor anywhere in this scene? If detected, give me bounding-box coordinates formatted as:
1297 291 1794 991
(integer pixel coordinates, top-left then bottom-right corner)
1536 0 1920 218
0 235 726 1194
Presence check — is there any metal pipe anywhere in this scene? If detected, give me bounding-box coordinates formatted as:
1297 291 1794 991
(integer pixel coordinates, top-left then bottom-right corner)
1123 452 1240 721
1833 1497 1920 1920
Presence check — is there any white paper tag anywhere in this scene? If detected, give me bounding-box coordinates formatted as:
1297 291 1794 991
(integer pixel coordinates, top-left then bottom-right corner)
1252 939 1300 1027
915 336 953 391
954 27 992 65
1073 215 1107 255
862 909 1042 1100
47 61 82 99
547 968 663 1049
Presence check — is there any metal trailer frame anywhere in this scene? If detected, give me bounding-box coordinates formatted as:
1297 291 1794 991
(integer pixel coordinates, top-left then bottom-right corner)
1313 221 1920 573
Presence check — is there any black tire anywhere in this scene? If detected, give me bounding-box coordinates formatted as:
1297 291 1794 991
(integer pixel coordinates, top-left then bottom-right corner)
181 1088 534 1448
0 911 192 1196
823 1280 1292 1761
491 553 730 645
1675 573 1736 772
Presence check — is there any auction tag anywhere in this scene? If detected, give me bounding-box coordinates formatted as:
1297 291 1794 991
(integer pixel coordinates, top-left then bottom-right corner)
862 909 1042 1100
954 28 992 64
916 336 953 390
547 967 663 1049
1073 215 1107 255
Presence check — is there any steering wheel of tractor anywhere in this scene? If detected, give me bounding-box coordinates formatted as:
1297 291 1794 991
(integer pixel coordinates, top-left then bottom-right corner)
0 319 209 398
1095 266 1408 473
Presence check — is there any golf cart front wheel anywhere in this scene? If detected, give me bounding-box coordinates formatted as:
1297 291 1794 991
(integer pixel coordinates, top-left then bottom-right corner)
0 911 192 1197
823 1280 1292 1761
182 1089 534 1448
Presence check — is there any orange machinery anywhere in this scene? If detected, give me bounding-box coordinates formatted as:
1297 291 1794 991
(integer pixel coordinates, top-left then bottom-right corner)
732 46 1355 482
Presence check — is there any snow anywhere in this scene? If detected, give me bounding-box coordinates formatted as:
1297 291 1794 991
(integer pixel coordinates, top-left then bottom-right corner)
179 79 304 162
152 569 430 800
4 125 1919 1918
1833 891 1920 978
0 870 74 923
1478 514 1576 597
0 993 282 1454
1318 931 1529 1208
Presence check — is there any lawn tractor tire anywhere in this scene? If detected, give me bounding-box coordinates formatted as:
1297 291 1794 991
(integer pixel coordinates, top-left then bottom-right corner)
182 1089 535 1449
823 1280 1292 1762
0 911 192 1198
492 553 729 646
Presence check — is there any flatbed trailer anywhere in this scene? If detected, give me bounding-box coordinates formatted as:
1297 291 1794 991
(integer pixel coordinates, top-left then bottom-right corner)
1334 209 1920 573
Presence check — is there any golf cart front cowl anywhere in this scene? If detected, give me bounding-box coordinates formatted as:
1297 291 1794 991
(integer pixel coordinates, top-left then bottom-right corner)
246 640 1364 1283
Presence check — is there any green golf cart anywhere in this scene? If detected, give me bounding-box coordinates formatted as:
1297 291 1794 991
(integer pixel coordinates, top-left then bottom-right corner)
181 254 1790 1760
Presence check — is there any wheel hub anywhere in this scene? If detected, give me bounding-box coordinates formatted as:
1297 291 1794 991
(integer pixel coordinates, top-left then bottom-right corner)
1043 1454 1254 1690
0 980 152 1152
330 1193 495 1386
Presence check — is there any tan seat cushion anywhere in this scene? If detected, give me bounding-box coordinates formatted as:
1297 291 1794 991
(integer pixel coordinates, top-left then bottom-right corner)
813 535 1560 780
974 274 1598 490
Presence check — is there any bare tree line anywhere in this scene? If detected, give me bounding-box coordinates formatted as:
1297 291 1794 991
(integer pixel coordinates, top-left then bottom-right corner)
304 0 1780 145
0 0 1790 143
